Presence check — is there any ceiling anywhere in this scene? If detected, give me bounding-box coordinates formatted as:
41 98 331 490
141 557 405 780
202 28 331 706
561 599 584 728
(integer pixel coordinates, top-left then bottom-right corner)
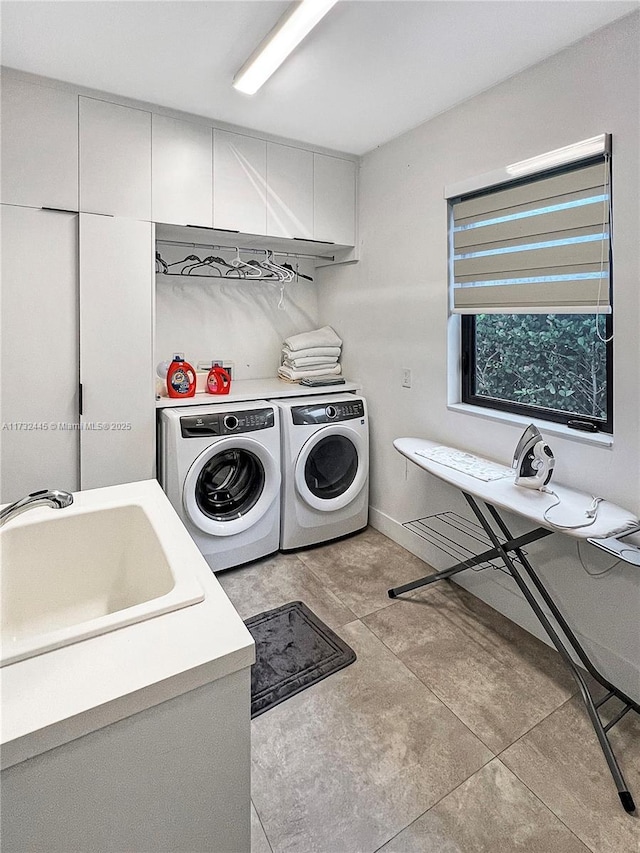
1 1 637 155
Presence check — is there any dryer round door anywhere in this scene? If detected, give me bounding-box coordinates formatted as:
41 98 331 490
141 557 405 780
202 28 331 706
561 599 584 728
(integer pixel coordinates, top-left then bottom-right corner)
183 436 280 537
295 425 367 512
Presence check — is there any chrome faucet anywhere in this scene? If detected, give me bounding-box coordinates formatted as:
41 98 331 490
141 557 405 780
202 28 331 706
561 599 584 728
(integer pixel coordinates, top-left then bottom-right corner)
0 489 74 527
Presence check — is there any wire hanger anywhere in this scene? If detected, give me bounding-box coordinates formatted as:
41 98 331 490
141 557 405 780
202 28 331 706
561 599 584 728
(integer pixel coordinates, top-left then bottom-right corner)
245 259 279 279
263 250 293 282
228 247 262 278
282 261 313 282
155 251 168 274
163 254 202 274
186 256 223 276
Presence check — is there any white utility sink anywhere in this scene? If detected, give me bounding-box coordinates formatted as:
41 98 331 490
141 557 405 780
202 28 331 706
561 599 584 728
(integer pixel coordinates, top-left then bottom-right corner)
0 482 204 667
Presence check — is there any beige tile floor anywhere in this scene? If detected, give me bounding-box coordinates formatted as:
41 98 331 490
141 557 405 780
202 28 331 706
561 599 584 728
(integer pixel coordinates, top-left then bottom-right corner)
218 528 640 853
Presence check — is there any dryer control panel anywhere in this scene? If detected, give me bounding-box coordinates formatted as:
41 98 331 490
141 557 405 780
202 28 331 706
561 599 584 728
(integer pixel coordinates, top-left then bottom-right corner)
180 408 275 437
292 400 365 425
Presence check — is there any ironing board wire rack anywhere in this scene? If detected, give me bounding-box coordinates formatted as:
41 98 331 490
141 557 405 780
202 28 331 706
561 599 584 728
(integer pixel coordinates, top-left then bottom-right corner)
403 511 527 572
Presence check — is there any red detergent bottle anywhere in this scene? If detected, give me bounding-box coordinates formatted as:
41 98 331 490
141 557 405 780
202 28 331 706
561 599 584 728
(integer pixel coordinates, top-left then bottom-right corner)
166 353 196 398
206 362 232 395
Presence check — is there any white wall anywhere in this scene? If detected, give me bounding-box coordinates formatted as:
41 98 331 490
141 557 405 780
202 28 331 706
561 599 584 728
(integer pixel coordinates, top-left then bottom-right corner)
318 13 640 700
155 244 319 380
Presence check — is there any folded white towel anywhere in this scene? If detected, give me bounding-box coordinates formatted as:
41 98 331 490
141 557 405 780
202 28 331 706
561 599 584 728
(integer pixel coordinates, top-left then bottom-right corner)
282 345 341 360
283 325 342 352
283 355 339 369
278 364 342 381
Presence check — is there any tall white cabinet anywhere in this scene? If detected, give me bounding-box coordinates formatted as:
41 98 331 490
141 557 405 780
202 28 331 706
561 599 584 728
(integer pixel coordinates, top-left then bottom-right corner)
0 207 155 500
78 216 155 490
0 206 79 502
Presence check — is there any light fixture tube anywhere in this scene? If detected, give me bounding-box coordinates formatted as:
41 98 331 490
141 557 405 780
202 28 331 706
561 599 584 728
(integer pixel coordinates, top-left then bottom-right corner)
506 134 611 177
233 0 338 95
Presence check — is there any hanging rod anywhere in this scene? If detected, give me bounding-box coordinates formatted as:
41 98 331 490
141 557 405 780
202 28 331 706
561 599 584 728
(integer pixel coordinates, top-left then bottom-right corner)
156 238 333 262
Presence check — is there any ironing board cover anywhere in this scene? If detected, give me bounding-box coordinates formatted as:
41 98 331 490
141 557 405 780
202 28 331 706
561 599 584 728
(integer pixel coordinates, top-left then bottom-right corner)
394 437 639 541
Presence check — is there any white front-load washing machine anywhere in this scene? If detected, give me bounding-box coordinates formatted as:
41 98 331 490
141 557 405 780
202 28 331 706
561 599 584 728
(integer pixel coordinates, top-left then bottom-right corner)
274 395 368 550
159 400 280 571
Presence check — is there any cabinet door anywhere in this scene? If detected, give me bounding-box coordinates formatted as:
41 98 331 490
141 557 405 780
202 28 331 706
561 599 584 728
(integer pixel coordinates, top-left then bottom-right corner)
152 115 213 227
80 97 151 219
0 205 79 502
313 154 357 245
213 130 266 235
266 142 313 239
79 215 155 489
0 76 78 210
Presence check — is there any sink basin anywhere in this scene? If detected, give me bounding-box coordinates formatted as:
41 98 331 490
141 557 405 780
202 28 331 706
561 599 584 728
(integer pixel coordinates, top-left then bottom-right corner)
1 484 204 667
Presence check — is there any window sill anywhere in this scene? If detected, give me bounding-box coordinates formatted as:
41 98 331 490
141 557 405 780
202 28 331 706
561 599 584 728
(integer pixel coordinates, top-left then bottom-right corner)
447 402 614 448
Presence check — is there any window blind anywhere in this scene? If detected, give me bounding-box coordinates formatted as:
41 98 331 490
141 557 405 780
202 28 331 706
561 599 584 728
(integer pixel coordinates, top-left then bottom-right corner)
450 151 611 315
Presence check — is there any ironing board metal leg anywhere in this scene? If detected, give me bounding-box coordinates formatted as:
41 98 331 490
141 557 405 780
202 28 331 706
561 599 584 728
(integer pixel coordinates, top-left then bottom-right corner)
463 494 636 814
388 560 475 597
484 503 640 715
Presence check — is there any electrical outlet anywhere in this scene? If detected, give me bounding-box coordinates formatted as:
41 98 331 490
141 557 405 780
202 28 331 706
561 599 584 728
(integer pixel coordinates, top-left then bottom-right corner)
402 368 412 388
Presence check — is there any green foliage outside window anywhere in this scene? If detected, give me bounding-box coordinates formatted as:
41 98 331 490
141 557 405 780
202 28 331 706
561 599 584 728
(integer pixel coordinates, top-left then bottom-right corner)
474 314 608 420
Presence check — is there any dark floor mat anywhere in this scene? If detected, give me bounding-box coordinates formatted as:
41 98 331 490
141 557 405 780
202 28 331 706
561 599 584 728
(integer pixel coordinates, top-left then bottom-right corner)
244 600 357 718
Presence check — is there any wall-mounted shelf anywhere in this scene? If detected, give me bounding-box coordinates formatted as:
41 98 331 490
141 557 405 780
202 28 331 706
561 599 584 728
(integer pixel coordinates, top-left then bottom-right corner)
155 223 357 266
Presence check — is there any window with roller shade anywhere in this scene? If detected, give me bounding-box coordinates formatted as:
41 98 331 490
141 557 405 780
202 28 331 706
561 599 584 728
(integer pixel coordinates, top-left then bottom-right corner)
449 142 612 432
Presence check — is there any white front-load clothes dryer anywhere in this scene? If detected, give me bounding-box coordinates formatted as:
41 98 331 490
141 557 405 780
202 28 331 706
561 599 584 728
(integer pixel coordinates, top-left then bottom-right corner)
159 401 280 572
274 395 368 550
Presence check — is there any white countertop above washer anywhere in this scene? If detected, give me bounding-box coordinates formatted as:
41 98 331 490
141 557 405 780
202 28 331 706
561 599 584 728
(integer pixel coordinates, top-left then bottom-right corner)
156 377 361 408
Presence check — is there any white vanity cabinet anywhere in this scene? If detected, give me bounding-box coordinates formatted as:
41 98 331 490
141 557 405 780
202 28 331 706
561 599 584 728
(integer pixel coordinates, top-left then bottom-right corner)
80 97 151 219
314 153 357 246
266 142 314 239
0 205 80 503
79 215 155 490
0 76 78 210
213 130 267 235
152 115 213 228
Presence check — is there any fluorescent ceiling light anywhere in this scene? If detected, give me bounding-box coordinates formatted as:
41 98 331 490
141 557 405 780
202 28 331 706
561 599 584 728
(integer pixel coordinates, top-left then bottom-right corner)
506 134 610 177
233 0 338 95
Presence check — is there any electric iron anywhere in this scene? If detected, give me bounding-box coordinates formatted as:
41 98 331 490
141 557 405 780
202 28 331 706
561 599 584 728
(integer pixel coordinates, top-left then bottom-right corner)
512 424 555 489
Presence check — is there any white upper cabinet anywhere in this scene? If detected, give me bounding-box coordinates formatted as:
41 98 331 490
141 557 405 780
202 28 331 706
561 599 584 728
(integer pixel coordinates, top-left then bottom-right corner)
80 97 151 219
79 215 155 489
266 142 313 240
213 130 266 235
152 115 213 228
1 76 78 210
313 154 357 246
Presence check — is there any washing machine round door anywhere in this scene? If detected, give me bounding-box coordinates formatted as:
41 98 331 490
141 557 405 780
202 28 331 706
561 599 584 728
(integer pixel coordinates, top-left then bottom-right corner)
183 436 280 536
295 425 367 512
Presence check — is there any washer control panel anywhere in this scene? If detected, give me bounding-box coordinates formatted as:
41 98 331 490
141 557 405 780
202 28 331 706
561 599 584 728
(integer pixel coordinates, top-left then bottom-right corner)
180 408 275 438
292 399 365 425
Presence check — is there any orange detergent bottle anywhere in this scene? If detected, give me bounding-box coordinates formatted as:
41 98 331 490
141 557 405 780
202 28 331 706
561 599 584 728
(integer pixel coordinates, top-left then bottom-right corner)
166 353 196 398
206 362 232 395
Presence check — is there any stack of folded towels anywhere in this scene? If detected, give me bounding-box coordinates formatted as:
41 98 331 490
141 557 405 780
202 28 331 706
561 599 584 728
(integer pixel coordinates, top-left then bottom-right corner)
278 325 342 382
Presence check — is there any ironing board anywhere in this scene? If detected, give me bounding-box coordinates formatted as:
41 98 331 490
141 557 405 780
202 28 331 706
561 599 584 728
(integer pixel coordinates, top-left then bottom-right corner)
390 437 640 814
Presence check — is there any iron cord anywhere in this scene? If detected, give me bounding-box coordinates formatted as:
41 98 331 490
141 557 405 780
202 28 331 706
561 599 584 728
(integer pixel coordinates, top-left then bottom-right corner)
576 539 622 576
541 487 604 530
